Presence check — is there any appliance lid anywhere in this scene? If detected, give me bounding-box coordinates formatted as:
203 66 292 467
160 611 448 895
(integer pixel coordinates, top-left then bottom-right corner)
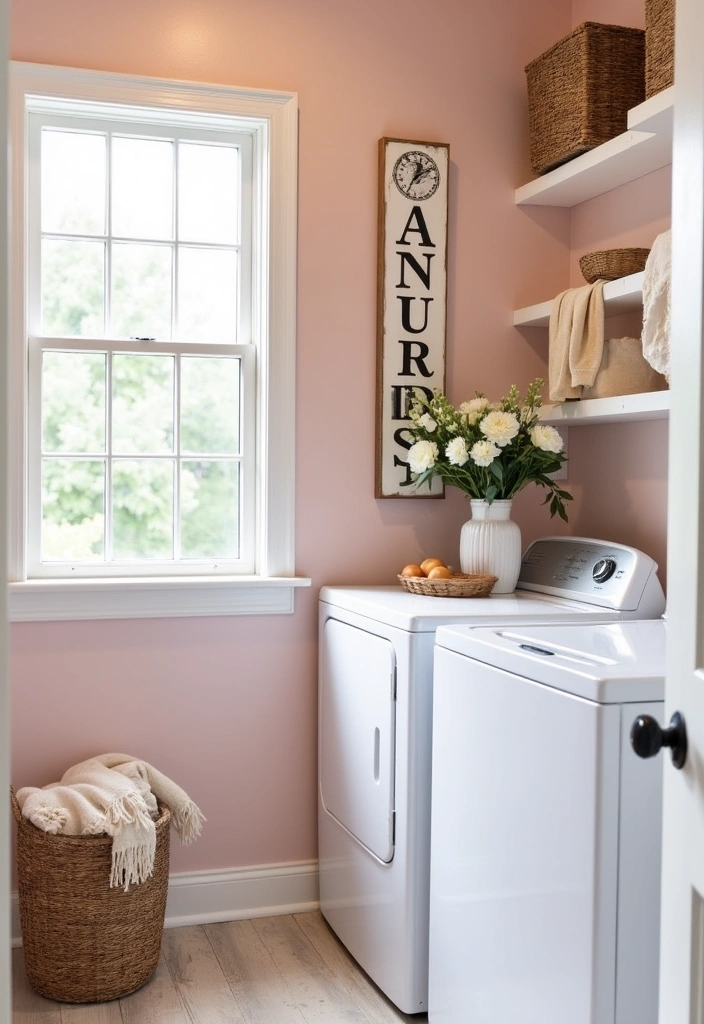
435 620 666 703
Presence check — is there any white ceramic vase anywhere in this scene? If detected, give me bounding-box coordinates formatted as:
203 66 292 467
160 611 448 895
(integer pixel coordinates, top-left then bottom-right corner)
459 499 522 594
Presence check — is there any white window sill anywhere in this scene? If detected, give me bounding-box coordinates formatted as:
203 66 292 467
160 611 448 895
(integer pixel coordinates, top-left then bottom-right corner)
8 576 312 622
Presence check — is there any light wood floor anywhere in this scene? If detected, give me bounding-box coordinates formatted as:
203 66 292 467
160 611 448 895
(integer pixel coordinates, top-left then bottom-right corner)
12 911 427 1023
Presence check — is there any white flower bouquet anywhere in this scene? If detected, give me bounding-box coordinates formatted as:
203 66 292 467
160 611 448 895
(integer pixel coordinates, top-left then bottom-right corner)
405 378 572 521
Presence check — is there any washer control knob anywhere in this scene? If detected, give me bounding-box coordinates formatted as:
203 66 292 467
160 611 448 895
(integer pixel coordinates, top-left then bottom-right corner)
592 557 617 583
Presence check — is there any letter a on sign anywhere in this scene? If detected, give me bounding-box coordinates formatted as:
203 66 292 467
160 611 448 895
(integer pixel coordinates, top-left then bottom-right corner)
375 137 449 498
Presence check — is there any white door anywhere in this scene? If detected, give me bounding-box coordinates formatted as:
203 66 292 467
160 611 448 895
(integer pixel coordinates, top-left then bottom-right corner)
654 0 704 1018
319 618 396 863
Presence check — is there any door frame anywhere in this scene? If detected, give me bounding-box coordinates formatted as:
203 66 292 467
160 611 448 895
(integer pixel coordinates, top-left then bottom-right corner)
0 0 11 1017
658 0 704 1017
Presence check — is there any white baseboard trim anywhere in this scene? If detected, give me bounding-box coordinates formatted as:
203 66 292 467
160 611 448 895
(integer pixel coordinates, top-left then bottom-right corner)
11 859 319 947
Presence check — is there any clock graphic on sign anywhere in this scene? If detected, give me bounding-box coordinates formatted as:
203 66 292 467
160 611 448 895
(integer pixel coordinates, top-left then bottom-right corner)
392 150 441 201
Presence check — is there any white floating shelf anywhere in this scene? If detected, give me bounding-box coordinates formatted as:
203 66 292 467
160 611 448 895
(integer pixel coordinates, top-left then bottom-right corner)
627 87 674 135
513 272 645 327
515 88 674 208
539 389 669 425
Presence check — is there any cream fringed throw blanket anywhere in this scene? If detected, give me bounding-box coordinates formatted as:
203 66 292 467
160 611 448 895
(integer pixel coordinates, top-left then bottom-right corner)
548 280 606 401
15 753 205 889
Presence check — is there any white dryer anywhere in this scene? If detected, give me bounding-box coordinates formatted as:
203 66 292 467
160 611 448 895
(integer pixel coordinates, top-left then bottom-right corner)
429 619 666 1024
318 538 665 1014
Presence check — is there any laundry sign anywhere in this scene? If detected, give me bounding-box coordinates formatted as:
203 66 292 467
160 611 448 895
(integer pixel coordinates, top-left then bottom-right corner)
375 137 450 498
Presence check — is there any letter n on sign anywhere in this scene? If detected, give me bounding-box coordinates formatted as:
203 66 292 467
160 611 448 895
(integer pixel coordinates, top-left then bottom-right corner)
375 137 449 498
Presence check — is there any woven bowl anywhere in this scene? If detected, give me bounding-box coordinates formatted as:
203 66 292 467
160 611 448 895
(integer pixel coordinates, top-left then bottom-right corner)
579 247 651 283
398 573 498 598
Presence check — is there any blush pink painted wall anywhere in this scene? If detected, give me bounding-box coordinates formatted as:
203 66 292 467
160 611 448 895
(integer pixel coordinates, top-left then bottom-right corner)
573 0 645 27
9 0 669 874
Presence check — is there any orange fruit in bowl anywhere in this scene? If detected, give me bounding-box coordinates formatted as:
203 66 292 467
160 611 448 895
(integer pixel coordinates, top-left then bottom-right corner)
420 557 445 575
427 565 452 580
401 564 424 578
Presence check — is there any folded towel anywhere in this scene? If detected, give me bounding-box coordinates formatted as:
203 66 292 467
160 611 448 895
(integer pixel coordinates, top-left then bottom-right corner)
641 229 671 381
548 280 606 401
16 753 205 889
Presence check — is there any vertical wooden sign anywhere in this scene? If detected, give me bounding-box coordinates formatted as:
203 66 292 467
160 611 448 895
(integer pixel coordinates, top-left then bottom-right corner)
375 138 449 498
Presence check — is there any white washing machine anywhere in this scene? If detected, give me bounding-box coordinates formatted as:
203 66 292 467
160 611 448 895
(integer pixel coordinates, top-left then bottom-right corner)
429 619 666 1024
318 537 665 1014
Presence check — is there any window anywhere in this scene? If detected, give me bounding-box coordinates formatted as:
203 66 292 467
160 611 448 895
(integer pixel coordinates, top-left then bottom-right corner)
9 63 309 620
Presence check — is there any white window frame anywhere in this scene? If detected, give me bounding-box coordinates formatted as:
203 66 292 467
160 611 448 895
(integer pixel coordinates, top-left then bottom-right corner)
8 61 310 621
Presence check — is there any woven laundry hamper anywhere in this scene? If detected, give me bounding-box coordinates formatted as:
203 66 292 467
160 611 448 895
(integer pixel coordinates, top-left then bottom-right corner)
12 787 170 1003
645 0 675 97
526 22 645 175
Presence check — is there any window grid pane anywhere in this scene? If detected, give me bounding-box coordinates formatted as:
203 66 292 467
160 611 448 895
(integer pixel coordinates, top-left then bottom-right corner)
41 350 106 454
112 352 175 454
110 242 173 340
41 128 107 236
38 345 243 567
29 103 255 580
176 247 238 343
111 136 174 241
178 141 240 245
41 457 106 561
112 458 175 560
42 238 106 337
40 130 241 344
180 460 240 559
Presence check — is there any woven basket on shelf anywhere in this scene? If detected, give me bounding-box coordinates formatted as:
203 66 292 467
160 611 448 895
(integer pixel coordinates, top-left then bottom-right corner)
397 573 497 598
579 248 651 283
645 0 674 98
12 787 170 1003
526 22 645 175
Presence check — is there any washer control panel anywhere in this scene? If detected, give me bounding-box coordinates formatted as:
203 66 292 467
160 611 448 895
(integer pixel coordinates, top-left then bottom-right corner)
517 537 664 613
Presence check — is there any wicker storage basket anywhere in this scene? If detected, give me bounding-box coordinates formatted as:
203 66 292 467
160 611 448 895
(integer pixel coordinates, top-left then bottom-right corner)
582 336 668 399
645 0 675 98
579 247 651 283
398 573 497 598
526 22 645 175
12 787 170 1003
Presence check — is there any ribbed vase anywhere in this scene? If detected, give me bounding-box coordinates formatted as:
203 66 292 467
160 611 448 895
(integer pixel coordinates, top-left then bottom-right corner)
459 499 522 594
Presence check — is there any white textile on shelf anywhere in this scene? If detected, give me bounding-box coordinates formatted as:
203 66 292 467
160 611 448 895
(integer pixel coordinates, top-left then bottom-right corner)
641 229 671 381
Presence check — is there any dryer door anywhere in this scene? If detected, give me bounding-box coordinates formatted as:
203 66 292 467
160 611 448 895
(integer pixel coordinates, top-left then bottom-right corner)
320 617 396 863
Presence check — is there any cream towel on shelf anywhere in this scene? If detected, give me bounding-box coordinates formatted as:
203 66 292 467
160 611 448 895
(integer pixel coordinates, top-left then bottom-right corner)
548 280 606 401
641 229 671 381
15 753 205 889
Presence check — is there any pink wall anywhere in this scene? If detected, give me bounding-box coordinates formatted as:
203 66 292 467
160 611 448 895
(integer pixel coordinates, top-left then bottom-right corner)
573 0 642 27
573 0 645 27
10 0 668 873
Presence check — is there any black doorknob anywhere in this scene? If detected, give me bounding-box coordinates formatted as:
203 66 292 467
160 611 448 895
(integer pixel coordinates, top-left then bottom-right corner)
630 711 688 770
